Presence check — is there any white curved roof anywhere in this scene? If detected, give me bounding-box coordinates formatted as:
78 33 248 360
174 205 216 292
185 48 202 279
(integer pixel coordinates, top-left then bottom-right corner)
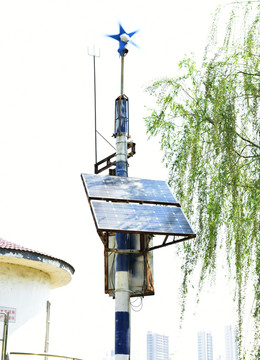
0 238 75 289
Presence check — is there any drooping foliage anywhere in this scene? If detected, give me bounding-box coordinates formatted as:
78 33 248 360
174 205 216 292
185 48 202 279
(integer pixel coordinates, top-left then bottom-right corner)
145 2 259 358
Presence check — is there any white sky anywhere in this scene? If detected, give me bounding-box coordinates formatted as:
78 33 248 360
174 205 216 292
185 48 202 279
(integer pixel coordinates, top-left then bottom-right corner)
0 0 244 359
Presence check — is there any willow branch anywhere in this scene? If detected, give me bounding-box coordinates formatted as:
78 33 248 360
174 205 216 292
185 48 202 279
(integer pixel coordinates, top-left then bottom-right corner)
237 71 260 77
235 131 260 150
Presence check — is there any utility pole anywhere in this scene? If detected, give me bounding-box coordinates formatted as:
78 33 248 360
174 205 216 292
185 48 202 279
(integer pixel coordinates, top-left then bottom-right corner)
108 24 138 360
115 50 130 359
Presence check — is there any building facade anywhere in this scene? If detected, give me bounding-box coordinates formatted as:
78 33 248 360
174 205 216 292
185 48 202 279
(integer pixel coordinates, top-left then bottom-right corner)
225 325 238 360
0 238 74 354
197 331 213 360
147 331 169 360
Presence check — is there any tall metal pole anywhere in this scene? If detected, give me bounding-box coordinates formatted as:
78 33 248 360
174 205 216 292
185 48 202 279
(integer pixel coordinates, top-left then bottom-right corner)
115 52 130 359
120 55 124 96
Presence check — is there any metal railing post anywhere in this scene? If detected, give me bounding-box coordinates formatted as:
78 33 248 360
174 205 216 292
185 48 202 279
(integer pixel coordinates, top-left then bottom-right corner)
0 312 9 360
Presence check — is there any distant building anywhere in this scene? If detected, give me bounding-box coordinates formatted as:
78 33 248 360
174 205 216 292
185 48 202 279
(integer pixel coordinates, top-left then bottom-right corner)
197 331 213 360
147 331 169 360
103 350 115 360
225 325 238 360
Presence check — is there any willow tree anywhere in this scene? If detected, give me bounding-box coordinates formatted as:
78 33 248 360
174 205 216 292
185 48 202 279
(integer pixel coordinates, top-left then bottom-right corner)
145 2 259 358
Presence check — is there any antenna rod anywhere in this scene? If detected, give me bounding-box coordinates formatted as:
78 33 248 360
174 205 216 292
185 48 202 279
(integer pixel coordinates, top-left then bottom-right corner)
93 54 97 164
88 47 100 167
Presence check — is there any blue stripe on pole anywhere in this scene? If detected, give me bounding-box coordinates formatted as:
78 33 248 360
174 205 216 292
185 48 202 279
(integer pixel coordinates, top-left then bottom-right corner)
116 254 128 271
116 233 129 271
115 312 130 355
116 233 129 249
116 161 128 177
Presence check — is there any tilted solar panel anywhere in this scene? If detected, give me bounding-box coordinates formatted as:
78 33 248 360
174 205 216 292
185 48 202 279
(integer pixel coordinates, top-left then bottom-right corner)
90 200 195 237
81 173 180 206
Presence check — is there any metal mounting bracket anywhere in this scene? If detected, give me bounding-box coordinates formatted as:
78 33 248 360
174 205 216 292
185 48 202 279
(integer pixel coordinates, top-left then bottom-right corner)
94 142 136 174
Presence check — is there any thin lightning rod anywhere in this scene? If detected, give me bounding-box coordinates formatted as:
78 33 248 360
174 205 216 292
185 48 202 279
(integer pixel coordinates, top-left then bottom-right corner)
93 55 97 164
88 47 100 165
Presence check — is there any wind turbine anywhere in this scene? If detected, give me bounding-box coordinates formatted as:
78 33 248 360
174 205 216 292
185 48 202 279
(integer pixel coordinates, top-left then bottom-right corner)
107 23 139 57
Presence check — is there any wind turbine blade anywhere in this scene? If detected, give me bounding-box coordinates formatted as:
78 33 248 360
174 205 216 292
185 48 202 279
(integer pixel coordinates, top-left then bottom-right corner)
107 34 120 41
128 30 139 38
119 23 126 35
129 39 139 48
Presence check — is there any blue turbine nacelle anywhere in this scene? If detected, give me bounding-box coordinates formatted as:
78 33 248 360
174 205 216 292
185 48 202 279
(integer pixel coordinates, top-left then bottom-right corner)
108 24 138 56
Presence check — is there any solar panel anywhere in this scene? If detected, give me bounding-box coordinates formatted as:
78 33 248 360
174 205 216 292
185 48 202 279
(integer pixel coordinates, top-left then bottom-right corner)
81 173 180 206
90 200 195 237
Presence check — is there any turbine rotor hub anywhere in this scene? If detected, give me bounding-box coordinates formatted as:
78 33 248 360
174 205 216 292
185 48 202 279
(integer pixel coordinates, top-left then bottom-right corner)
120 33 130 43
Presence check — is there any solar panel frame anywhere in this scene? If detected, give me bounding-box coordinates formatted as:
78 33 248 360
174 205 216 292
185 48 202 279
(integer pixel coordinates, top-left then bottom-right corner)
90 200 195 237
81 173 180 206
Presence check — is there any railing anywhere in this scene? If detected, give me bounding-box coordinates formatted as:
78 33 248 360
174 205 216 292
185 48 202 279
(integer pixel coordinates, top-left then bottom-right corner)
10 353 83 360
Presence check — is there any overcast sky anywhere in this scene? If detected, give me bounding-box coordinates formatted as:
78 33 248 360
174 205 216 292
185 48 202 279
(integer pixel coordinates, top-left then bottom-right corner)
0 0 242 359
